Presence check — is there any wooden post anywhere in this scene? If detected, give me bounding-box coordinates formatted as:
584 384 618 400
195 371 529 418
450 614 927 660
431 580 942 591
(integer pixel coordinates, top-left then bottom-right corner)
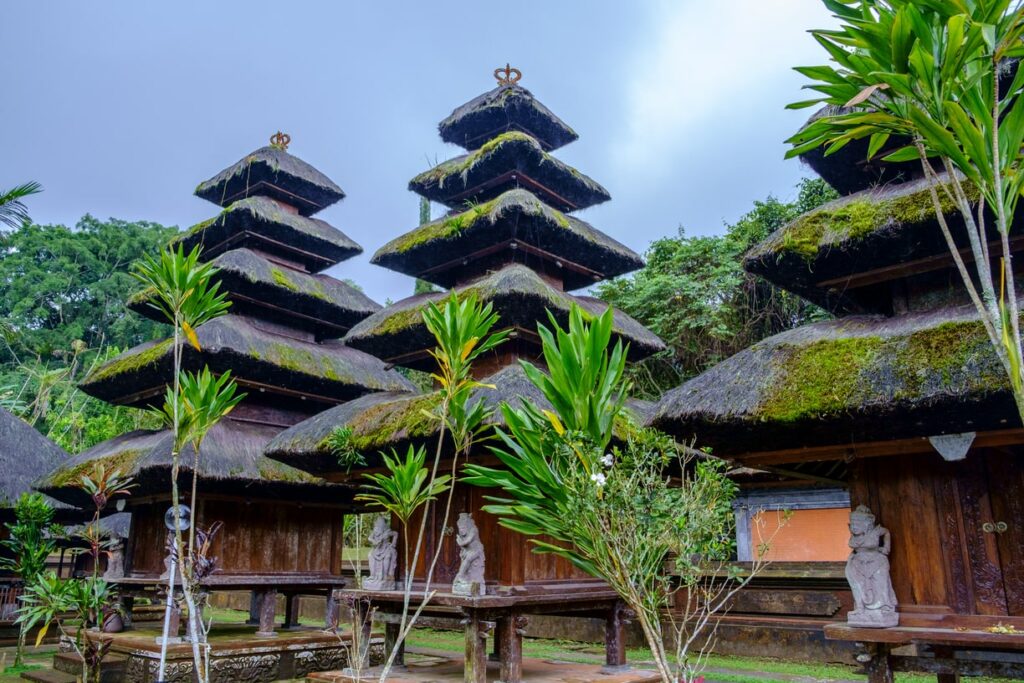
324 589 341 631
463 610 492 683
167 599 182 639
283 594 300 629
246 591 261 625
121 595 135 629
865 645 894 683
255 589 278 637
497 614 525 683
490 619 504 662
603 601 628 671
385 621 405 666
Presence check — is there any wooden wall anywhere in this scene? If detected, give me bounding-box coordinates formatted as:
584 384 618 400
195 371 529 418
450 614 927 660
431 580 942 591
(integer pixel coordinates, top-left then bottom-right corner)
127 499 344 578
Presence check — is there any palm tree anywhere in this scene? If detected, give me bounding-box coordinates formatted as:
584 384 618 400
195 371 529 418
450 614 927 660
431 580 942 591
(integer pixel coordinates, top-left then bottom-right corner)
0 182 42 230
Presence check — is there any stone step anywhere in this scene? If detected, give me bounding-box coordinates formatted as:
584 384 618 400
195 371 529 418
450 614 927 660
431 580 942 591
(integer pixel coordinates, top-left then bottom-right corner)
53 650 127 682
19 670 77 683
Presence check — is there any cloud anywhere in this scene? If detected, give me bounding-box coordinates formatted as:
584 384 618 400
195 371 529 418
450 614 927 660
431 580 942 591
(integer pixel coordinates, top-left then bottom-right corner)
612 0 836 178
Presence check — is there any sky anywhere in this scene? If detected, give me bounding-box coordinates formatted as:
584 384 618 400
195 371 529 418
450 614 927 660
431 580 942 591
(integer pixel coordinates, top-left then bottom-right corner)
2 1 837 304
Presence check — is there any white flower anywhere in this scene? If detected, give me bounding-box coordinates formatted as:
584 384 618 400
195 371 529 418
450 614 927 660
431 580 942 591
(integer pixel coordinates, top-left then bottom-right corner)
590 472 607 487
601 453 614 467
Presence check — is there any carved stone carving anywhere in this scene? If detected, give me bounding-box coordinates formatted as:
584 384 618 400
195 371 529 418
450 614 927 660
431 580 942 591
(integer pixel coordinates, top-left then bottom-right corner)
452 513 486 596
363 515 398 591
103 538 125 580
846 505 899 627
294 648 348 678
124 656 193 683
209 654 280 683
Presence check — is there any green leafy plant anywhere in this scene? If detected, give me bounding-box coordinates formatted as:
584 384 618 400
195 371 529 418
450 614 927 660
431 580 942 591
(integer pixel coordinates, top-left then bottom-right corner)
463 304 763 683
788 0 1024 422
357 445 452 527
0 182 41 232
326 426 366 472
1 493 62 667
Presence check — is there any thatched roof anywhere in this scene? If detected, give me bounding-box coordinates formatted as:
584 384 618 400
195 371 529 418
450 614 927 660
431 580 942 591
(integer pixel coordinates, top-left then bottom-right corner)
649 302 1018 456
194 146 345 216
36 417 354 507
798 106 920 195
265 364 650 475
79 314 416 407
742 174 1014 314
409 132 610 213
342 263 665 369
129 249 380 338
371 189 643 291
0 408 73 513
438 84 578 152
174 195 362 273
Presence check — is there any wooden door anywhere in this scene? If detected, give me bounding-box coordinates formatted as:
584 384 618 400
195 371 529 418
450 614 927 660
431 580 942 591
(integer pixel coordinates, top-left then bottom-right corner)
985 449 1024 616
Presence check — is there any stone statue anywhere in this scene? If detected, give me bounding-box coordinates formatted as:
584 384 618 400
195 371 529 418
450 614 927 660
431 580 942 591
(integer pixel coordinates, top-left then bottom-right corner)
452 513 485 596
845 505 899 627
363 515 398 591
104 538 125 580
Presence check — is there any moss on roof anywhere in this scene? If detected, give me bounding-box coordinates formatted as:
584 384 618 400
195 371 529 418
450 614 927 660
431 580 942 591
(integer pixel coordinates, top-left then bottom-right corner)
85 339 174 383
411 131 538 187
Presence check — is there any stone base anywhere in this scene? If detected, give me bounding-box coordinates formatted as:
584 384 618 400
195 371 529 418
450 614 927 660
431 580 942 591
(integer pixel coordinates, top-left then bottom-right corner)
452 580 485 597
67 624 384 682
363 579 397 591
847 609 899 628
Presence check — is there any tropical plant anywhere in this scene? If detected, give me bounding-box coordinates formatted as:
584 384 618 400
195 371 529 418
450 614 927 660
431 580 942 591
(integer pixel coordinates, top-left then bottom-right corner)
1 493 62 667
0 182 41 231
788 0 1024 422
133 244 234 683
463 305 763 683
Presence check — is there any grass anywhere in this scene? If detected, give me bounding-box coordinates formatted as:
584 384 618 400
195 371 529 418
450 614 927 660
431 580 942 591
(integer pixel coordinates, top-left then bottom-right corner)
0 646 57 683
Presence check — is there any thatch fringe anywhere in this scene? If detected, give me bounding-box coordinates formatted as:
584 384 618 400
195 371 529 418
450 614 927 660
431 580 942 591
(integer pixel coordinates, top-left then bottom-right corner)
439 84 578 152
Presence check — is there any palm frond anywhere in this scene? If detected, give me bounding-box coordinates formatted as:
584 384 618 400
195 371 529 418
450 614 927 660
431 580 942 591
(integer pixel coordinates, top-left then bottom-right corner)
0 181 42 231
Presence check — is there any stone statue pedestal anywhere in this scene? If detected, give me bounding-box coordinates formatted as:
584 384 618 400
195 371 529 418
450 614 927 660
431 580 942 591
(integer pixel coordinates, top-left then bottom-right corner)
363 577 396 591
452 579 485 597
847 608 899 628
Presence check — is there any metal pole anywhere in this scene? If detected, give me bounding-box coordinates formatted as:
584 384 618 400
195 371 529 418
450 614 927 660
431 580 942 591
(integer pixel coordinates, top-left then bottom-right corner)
156 551 176 682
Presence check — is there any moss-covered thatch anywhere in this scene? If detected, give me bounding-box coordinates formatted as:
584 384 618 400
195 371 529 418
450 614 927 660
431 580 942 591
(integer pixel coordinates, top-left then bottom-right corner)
173 195 361 273
650 302 1017 456
371 189 643 291
265 364 650 475
194 145 345 216
80 314 416 407
36 418 352 507
743 174 1005 315
438 84 579 152
409 132 610 213
129 248 380 338
0 408 74 516
342 263 665 369
798 106 920 196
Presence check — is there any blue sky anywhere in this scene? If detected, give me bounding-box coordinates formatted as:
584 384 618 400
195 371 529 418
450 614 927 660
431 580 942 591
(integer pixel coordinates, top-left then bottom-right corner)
2 1 836 304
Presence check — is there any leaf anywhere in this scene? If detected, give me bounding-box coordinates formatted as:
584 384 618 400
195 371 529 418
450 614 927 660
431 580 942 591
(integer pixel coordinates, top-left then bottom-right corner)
35 620 49 648
867 132 891 159
881 145 921 162
182 321 201 351
845 82 889 107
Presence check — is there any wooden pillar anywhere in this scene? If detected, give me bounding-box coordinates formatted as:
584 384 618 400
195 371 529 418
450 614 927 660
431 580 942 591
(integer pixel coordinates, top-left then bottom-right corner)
463 609 492 683
490 619 503 662
324 589 341 631
246 591 261 625
864 644 893 683
603 601 628 671
283 594 301 629
255 589 278 637
385 622 405 666
121 595 135 629
497 614 525 683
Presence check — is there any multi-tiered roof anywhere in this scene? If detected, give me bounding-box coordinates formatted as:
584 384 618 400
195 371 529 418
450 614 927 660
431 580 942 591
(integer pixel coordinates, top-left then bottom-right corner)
267 69 663 470
651 108 1019 455
38 134 413 506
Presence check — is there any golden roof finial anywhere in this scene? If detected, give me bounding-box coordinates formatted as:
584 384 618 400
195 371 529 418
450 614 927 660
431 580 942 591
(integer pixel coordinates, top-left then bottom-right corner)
270 131 291 151
494 63 522 86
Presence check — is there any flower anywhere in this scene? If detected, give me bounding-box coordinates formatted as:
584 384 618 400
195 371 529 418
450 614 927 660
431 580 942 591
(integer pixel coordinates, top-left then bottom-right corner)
601 453 614 467
590 472 607 487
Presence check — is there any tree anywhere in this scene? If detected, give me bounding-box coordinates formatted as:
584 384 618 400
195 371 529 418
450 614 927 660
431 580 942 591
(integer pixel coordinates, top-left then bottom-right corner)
788 0 1024 422
463 306 762 683
1 493 62 668
0 182 41 232
596 179 836 397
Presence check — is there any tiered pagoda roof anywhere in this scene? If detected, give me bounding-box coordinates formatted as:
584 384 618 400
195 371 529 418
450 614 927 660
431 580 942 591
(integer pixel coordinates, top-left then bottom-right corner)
266 69 663 471
0 408 76 519
38 134 414 504
651 107 1021 456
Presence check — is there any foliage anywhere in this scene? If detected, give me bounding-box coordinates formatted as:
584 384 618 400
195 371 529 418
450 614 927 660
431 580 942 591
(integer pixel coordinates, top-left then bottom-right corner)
788 0 1024 423
596 179 835 397
1 494 62 667
326 426 367 472
356 445 451 526
0 182 41 232
463 304 752 683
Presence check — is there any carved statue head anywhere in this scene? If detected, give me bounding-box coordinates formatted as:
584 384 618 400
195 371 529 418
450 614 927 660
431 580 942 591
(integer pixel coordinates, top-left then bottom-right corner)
456 512 475 540
849 504 877 535
372 515 390 536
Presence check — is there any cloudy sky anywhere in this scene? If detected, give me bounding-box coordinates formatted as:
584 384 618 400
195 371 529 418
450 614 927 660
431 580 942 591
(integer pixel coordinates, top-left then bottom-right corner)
3 1 836 304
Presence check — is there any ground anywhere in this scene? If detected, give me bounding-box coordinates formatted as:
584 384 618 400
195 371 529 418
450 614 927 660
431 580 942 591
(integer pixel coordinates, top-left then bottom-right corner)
0 609 1008 682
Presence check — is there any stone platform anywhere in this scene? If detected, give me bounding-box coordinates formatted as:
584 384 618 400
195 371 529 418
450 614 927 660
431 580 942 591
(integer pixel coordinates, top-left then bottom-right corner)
308 651 660 683
56 624 383 682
